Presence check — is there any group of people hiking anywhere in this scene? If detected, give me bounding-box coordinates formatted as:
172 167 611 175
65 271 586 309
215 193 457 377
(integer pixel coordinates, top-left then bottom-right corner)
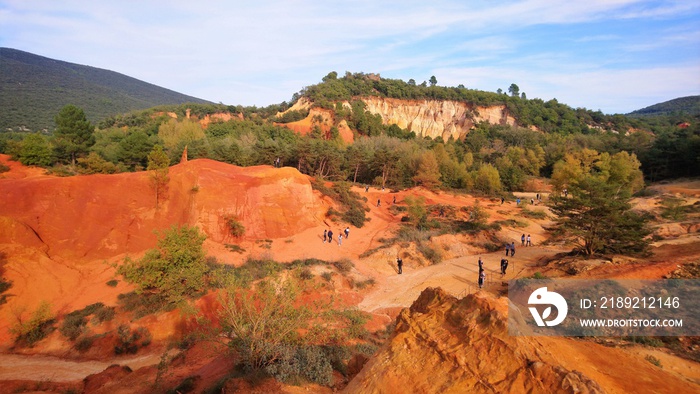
501 193 544 205
476 255 510 289
323 227 351 246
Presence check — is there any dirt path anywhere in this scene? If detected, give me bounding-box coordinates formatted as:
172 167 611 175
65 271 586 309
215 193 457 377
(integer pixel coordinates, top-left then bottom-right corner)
359 243 569 313
0 353 162 382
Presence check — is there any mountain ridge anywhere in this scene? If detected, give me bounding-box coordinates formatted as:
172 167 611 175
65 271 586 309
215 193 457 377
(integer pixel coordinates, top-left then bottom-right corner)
0 48 211 131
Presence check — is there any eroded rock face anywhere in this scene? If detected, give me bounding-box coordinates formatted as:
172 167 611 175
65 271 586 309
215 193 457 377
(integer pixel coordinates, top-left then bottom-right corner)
344 288 604 394
361 97 516 140
0 159 321 262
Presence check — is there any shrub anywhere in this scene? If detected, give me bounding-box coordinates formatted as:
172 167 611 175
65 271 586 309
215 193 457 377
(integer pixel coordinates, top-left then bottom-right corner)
299 268 314 280
645 354 662 368
11 301 55 347
224 215 246 237
355 278 376 289
333 259 355 274
321 272 334 282
114 325 152 355
117 225 209 304
106 279 118 287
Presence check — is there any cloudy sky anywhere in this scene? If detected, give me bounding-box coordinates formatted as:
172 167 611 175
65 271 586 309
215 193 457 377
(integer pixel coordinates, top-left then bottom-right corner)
1 0 699 114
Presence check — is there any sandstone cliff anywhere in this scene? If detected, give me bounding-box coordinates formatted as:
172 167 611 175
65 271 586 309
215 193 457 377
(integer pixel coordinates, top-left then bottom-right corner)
278 97 517 141
361 97 516 140
345 287 698 394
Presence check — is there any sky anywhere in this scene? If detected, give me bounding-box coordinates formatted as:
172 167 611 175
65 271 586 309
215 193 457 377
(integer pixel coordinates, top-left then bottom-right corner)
1 0 699 114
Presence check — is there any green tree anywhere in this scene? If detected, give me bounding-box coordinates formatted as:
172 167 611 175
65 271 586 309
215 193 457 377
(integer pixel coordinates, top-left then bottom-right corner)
508 83 520 97
18 133 53 166
412 150 441 189
473 163 502 194
147 145 170 208
549 176 650 256
117 225 209 303
429 75 437 87
404 196 429 230
53 105 95 166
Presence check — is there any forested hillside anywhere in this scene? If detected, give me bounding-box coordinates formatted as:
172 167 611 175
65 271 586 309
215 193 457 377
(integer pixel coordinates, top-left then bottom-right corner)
0 48 210 131
1 72 698 187
628 95 700 117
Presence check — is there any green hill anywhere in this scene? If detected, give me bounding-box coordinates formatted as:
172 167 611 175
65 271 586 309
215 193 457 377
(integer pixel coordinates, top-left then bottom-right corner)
0 48 211 131
628 96 700 117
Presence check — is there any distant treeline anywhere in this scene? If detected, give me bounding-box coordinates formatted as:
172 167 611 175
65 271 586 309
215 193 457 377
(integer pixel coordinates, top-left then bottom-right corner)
1 73 699 184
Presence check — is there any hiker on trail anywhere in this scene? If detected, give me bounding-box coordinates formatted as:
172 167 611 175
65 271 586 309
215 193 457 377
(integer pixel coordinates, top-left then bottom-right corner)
563 188 568 197
275 157 281 168
344 227 350 239
393 195 396 204
521 234 526 246
323 229 327 243
501 196 505 205
338 233 343 246
510 242 516 257
505 243 511 256
501 258 509 276
526 234 531 246
478 256 483 270
478 268 486 288
377 199 381 207
327 230 333 244
397 257 403 274
530 198 534 205
516 198 521 205
365 185 369 192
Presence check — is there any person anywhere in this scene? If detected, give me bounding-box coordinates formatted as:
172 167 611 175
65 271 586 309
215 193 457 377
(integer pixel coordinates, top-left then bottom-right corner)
510 242 516 257
505 243 511 256
365 185 369 192
501 258 509 276
478 268 485 288
393 195 396 204
323 229 327 243
501 196 505 205
377 199 381 207
344 227 350 239
478 256 483 270
516 197 521 205
275 157 281 168
530 198 534 205
526 234 531 246
327 230 333 244
521 234 525 246
338 233 343 246
397 257 403 274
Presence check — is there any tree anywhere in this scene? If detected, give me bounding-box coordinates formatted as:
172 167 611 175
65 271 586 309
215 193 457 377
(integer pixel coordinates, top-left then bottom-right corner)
117 225 209 303
53 105 95 166
508 83 520 97
412 150 441 189
147 145 170 208
404 196 428 230
18 133 53 166
549 176 650 256
429 76 438 87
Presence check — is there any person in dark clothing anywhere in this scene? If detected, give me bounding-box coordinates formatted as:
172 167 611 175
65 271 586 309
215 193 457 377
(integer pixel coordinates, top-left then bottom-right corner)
393 195 396 204
377 199 381 207
501 258 508 276
510 242 516 257
478 256 483 270
327 230 333 244
505 243 511 256
365 185 370 192
478 268 485 288
344 227 350 239
521 234 525 246
323 229 327 243
501 196 505 205
397 257 403 274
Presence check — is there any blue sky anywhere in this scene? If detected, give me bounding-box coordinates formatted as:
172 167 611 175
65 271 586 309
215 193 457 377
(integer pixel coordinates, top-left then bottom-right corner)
1 0 699 114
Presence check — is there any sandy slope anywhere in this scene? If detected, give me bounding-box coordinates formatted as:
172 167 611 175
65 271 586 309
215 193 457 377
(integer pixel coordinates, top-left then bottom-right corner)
0 154 698 392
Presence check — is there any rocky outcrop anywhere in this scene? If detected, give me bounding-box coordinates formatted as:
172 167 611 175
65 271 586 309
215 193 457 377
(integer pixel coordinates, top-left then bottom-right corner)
345 287 603 394
361 97 516 140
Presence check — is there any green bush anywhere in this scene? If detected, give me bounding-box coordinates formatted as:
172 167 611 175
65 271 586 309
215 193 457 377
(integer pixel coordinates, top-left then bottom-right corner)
106 279 118 287
224 215 246 237
11 301 55 347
